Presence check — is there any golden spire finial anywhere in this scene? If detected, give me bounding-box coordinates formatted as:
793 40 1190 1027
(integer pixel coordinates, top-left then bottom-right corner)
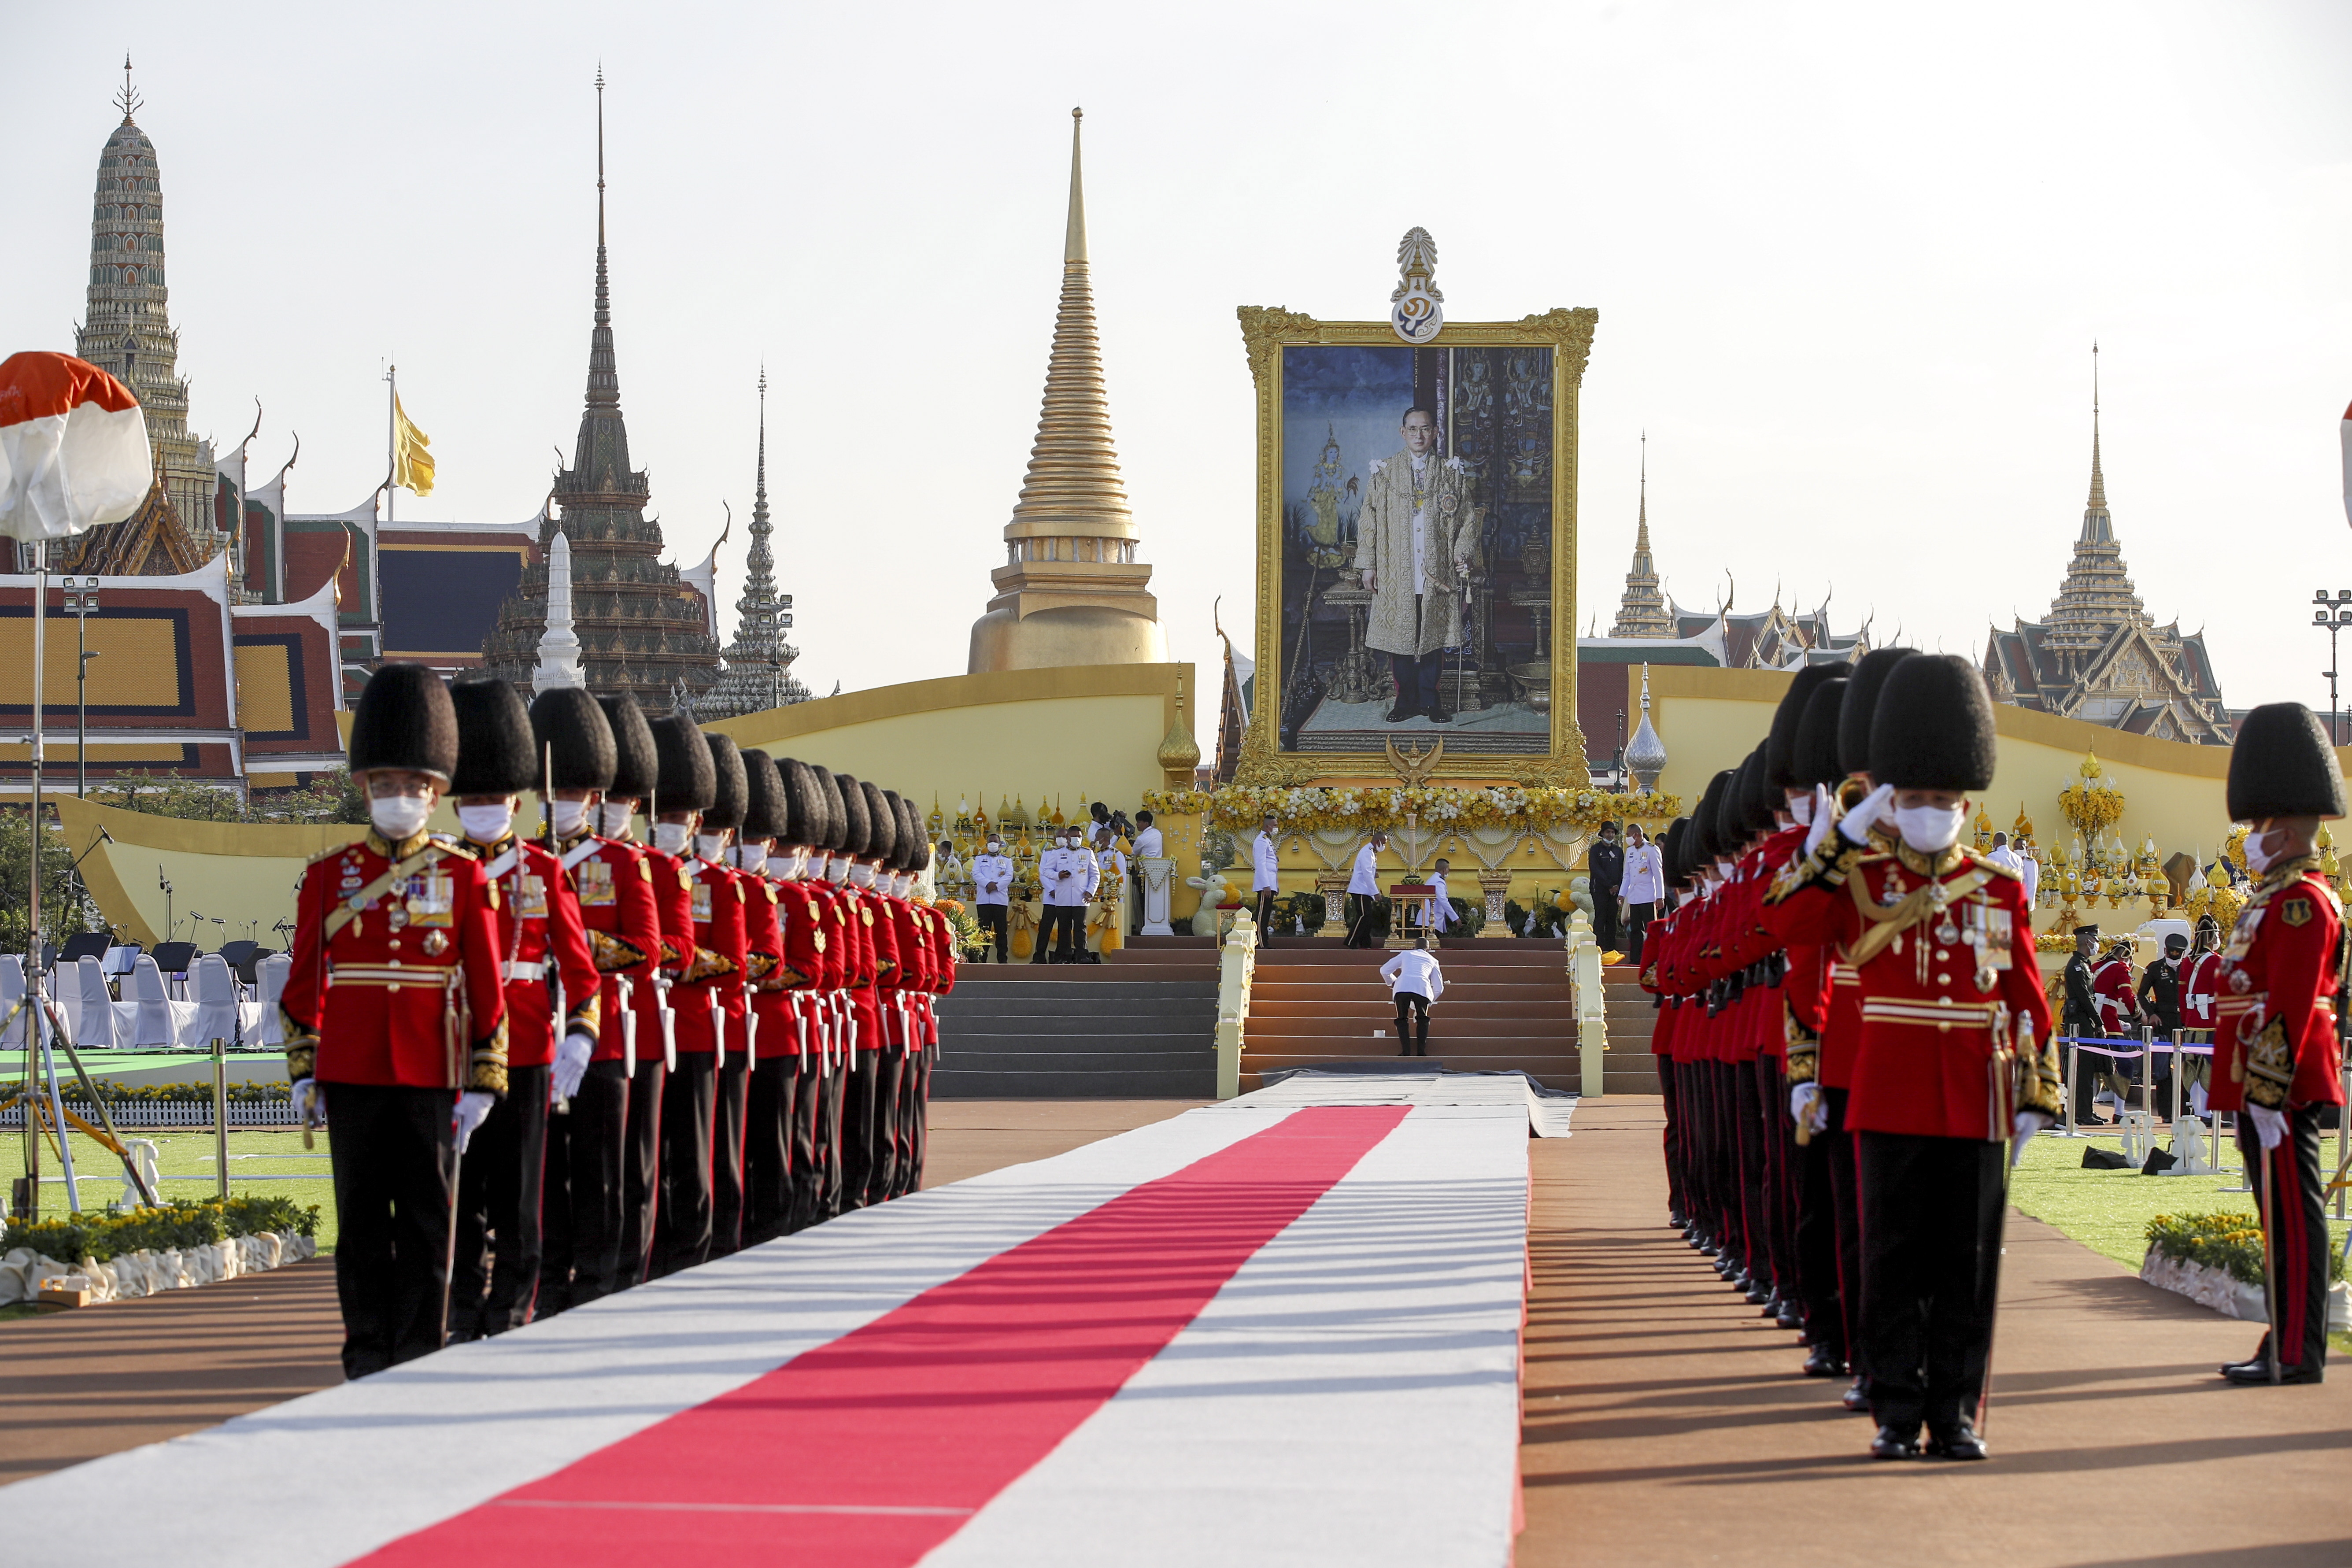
2087 340 2107 514
1065 107 1087 265
1158 671 1202 779
114 53 141 124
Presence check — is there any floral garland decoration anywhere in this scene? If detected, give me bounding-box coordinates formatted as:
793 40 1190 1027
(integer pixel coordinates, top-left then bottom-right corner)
1138 784 1682 836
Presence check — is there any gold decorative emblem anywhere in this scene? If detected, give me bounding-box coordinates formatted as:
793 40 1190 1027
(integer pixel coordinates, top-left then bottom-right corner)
2281 897 2313 928
422 930 450 956
861 908 874 927
812 929 828 954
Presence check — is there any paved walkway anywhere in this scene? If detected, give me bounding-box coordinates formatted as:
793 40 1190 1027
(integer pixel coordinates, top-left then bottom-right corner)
1521 1097 2352 1566
0 1100 1201 1487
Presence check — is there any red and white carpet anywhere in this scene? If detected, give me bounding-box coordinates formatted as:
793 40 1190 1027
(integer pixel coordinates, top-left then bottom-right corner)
14 1077 1550 1565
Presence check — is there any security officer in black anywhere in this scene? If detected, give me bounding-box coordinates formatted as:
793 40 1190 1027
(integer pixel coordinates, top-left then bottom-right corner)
2138 932 2188 1110
2062 925 2104 1122
1589 823 1625 953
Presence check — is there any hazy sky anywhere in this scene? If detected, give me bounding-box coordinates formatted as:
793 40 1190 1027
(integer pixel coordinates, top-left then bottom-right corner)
8 2 2349 713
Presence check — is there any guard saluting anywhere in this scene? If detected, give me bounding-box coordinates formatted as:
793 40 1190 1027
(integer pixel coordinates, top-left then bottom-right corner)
280 665 509 1378
1767 655 2059 1461
444 678 600 1340
2210 702 2346 1386
533 686 658 1313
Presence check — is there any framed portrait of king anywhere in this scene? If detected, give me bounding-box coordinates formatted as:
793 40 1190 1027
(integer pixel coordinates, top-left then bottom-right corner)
1233 306 1598 786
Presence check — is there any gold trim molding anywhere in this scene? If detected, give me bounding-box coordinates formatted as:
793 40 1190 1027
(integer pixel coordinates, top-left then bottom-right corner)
1232 307 1598 787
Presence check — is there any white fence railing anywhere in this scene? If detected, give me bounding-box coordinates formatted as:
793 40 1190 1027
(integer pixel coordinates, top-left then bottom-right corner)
0 1099 297 1129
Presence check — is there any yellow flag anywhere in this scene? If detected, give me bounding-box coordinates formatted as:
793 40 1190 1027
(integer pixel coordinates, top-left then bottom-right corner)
392 395 435 497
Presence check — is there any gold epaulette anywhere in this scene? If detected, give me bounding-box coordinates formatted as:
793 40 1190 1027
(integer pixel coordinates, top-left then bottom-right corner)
308 839 364 867
430 835 479 861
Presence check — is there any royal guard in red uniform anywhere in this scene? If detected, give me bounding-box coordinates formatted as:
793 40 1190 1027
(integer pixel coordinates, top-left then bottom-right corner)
2210 702 2347 1386
643 714 725 1273
1766 655 2058 1461
443 678 600 1339
1642 817 1692 1232
597 693 692 1290
806 766 860 1221
880 793 932 1201
281 665 508 1378
834 778 899 1210
532 687 658 1313
1775 645 1914 1417
695 735 756 1258
865 789 919 1204
2180 913 2224 1117
768 759 837 1230
734 748 796 1246
905 823 956 1195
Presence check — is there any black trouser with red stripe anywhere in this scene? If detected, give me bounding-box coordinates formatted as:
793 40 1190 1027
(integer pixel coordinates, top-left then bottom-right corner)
710 1052 751 1257
2241 1105 2331 1376
616 1057 665 1290
540 1058 628 1312
449 1062 548 1337
322 1082 455 1379
1733 1057 1769 1282
1657 1054 1686 1223
1793 1084 1850 1360
743 1050 797 1245
1856 1131 2004 1435
655 1052 717 1276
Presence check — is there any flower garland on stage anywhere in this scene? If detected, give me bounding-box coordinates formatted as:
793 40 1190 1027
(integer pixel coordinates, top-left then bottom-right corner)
1138 784 1682 836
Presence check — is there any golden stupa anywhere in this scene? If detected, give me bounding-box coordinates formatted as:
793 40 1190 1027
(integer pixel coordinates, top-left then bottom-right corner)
966 107 1167 674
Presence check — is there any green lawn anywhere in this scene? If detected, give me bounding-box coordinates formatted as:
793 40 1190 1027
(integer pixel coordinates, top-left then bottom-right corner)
4 1126 336 1256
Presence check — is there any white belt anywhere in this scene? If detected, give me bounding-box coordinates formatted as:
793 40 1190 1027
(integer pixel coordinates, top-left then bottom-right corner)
504 960 547 983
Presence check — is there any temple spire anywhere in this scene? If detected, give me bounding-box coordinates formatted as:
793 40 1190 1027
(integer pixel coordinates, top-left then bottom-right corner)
2086 340 2106 516
965 108 1164 673
1634 429 1651 561
114 53 140 124
585 67 618 413
1611 432 1673 638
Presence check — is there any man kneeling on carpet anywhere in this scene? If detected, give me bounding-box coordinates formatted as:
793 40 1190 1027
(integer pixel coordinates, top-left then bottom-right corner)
1381 937 1444 1058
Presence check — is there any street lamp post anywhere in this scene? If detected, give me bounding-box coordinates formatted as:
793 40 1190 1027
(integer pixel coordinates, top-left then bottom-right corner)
63 576 99 795
2313 590 2352 745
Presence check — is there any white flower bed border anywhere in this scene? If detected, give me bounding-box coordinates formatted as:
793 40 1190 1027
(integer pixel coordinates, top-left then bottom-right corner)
0 1230 315 1305
2140 1248 2351 1331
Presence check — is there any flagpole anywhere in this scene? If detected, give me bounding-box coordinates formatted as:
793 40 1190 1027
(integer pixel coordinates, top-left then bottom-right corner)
385 363 397 529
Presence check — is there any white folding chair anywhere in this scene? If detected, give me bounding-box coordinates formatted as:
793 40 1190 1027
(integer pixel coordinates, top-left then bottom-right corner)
249 952 292 1047
0 955 25 1048
122 955 182 1049
76 956 117 1048
187 954 242 1048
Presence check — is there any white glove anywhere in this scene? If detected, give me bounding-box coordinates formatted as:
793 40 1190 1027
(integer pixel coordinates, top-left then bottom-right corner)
552 1030 595 1102
2011 1109 2054 1165
1790 1081 1826 1132
1838 782 1895 846
2248 1104 2287 1151
453 1091 496 1155
291 1076 322 1127
1802 784 1835 857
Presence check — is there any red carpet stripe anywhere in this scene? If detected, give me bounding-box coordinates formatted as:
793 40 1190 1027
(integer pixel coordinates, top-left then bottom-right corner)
353 1105 1409 1568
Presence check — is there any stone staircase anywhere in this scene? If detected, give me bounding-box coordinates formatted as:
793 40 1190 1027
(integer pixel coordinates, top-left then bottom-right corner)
932 936 1219 1098
1238 941 1660 1095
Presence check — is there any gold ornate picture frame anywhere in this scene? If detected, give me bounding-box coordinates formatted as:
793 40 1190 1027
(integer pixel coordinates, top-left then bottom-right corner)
1233 306 1598 788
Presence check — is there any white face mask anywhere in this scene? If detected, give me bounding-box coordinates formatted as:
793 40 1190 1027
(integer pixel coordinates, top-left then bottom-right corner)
985 841 1002 855
732 843 769 874
550 798 593 837
1789 795 1815 826
694 832 727 862
1894 803 1967 854
2243 828 2276 874
599 802 637 837
457 802 514 842
783 846 810 880
849 862 876 888
370 793 433 841
825 856 851 884
652 821 693 856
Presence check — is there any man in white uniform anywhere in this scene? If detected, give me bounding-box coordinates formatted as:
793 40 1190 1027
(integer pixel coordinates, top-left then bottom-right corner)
1380 936 1444 1057
1425 856 1457 939
1031 829 1071 965
1130 810 1164 935
1617 822 1664 963
1346 831 1389 949
1250 814 1282 933
971 833 1013 963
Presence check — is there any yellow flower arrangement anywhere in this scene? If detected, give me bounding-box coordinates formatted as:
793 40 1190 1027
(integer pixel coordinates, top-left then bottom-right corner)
1138 784 1683 835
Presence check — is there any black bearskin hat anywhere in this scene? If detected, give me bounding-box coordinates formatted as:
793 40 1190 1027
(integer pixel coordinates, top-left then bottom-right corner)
883 790 914 872
1715 760 1751 851
1739 747 1779 836
2228 702 2348 821
598 693 659 803
739 749 785 841
778 758 825 847
1660 817 1687 887
812 766 851 852
447 677 538 798
1868 654 1998 792
1794 677 1847 790
1767 664 1848 790
1837 647 1916 779
1691 769 1732 862
833 772 873 857
529 687 617 794
349 663 458 784
647 714 717 815
862 782 898 865
899 796 927 873
703 734 749 832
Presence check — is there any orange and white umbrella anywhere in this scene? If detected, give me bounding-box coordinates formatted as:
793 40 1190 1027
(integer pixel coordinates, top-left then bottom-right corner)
0 351 151 542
